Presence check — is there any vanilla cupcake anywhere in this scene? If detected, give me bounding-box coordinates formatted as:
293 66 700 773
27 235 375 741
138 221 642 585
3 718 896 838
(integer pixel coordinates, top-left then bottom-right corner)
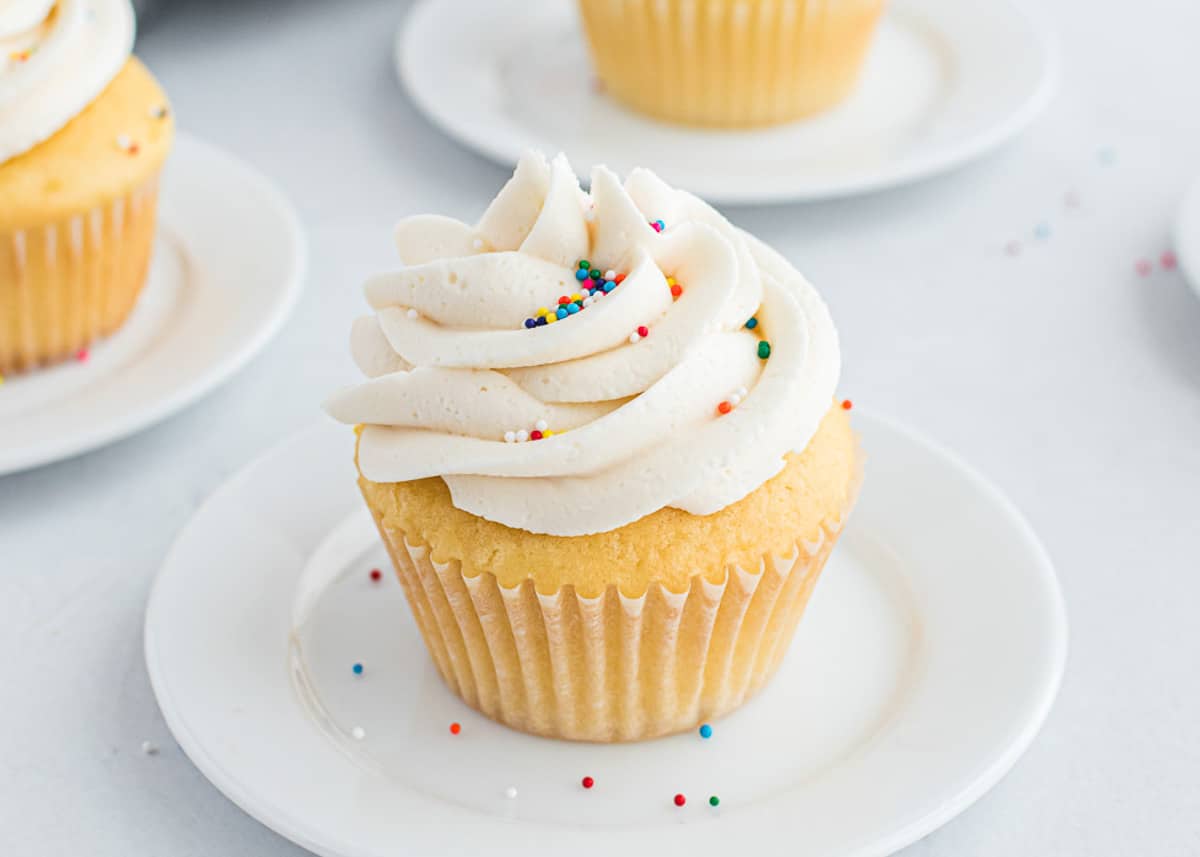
578 0 886 127
0 0 174 374
326 152 859 742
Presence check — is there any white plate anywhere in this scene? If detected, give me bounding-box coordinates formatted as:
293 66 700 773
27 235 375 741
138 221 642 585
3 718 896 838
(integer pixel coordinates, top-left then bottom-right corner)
145 412 1067 857
0 134 306 475
396 0 1058 204
1174 173 1200 300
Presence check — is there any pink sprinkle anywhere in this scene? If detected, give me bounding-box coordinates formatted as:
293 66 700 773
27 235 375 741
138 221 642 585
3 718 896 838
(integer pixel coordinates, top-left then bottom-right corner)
75 348 90 362
1161 250 1178 271
1136 259 1153 276
1004 241 1021 257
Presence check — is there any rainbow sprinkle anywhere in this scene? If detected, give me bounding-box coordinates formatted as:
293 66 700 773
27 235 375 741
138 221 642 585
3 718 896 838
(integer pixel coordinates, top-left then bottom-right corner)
523 261 624 328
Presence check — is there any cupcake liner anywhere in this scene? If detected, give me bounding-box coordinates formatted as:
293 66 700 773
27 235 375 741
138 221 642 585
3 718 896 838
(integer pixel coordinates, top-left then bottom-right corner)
0 174 161 374
577 0 886 127
364 455 861 742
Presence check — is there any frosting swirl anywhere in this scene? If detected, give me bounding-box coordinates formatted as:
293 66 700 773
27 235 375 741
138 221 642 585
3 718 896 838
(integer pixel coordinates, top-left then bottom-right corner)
327 152 840 536
0 0 133 164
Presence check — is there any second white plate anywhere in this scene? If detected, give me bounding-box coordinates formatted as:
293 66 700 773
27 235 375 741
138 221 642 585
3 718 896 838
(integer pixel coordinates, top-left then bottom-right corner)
0 133 306 476
397 0 1058 204
146 413 1067 857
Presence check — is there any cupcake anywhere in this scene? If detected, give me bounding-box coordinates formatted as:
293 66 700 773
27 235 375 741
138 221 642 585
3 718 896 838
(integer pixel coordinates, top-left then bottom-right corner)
326 152 859 742
577 0 886 127
0 0 174 375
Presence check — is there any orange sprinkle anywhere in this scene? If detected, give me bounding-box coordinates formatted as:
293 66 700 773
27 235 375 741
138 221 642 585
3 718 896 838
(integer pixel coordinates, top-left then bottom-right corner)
10 51 30 63
717 401 732 415
670 284 683 298
841 399 853 410
615 273 626 284
449 722 462 735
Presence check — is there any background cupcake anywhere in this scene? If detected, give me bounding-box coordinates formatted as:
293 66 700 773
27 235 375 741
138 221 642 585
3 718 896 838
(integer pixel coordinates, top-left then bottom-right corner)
577 0 886 127
0 0 174 374
327 152 859 742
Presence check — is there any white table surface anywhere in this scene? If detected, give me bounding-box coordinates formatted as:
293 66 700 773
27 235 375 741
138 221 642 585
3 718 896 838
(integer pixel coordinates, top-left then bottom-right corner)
3 0 1199 853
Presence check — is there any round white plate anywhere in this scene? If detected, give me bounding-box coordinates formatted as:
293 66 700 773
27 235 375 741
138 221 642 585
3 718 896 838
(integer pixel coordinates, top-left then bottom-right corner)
397 0 1058 204
145 412 1067 857
0 134 306 476
1174 173 1200 300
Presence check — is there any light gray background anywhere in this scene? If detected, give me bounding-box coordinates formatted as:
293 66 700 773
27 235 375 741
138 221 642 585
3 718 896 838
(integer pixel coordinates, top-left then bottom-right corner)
2 0 1198 853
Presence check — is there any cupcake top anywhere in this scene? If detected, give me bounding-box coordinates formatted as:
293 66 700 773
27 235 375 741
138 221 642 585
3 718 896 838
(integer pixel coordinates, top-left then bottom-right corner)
327 152 840 536
0 0 134 164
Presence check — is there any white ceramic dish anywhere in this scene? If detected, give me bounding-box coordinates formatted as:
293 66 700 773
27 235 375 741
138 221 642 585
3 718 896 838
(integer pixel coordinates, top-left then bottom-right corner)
145 412 1067 857
1174 173 1200 300
0 133 306 476
396 0 1058 204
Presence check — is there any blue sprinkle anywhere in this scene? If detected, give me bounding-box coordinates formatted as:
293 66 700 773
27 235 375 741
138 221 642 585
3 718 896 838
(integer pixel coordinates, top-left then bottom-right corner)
745 317 758 329
566 303 580 314
524 318 536 329
602 281 615 293
699 723 713 739
575 269 588 281
352 663 363 675
556 307 568 319
535 316 547 326
1034 222 1051 240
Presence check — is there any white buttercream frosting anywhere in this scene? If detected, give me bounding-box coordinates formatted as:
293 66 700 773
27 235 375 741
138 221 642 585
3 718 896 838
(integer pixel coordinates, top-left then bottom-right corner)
326 152 841 536
0 0 134 164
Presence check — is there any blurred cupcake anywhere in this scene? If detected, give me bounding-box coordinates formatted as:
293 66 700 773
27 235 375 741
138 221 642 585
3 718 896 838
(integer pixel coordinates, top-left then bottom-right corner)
578 0 885 127
326 152 860 742
0 0 174 374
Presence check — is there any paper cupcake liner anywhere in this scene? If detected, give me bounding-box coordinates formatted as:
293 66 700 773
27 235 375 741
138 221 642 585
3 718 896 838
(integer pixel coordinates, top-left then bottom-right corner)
0 175 162 375
577 0 886 127
365 470 860 742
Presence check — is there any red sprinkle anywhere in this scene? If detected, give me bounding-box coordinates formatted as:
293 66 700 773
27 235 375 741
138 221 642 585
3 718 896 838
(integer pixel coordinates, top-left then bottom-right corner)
1136 259 1153 276
558 295 571 305
1162 250 1178 270
841 399 853 410
581 776 595 789
717 401 732 415
636 325 649 338
670 284 683 298
370 569 382 581
674 793 687 807
75 348 89 362
449 722 461 735
530 429 544 441
615 273 626 284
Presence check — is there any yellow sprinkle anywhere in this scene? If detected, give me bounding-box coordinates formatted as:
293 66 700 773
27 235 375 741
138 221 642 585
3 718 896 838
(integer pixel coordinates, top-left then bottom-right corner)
536 307 548 315
545 314 556 324
571 293 581 302
667 276 676 285
543 430 555 437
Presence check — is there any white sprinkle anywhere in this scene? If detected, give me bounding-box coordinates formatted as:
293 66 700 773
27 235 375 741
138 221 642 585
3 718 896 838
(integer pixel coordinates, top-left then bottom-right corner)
406 308 419 320
504 785 518 799
115 134 132 150
351 726 366 741
472 238 484 250
516 429 529 443
535 419 548 432
629 332 641 344
604 269 616 280
582 297 594 308
504 431 516 443
736 387 748 399
141 741 159 755
730 394 742 406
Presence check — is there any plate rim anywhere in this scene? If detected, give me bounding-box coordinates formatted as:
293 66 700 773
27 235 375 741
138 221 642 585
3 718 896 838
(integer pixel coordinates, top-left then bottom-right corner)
0 132 307 476
395 0 1060 205
1173 172 1200 301
145 410 1067 857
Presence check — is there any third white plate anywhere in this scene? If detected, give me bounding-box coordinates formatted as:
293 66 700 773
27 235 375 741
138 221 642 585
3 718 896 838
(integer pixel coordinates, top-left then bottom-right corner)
397 0 1058 204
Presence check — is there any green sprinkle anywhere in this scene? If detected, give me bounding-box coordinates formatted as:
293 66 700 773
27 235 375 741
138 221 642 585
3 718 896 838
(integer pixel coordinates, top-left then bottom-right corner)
709 795 720 807
578 259 591 270
744 317 758 329
757 341 771 359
